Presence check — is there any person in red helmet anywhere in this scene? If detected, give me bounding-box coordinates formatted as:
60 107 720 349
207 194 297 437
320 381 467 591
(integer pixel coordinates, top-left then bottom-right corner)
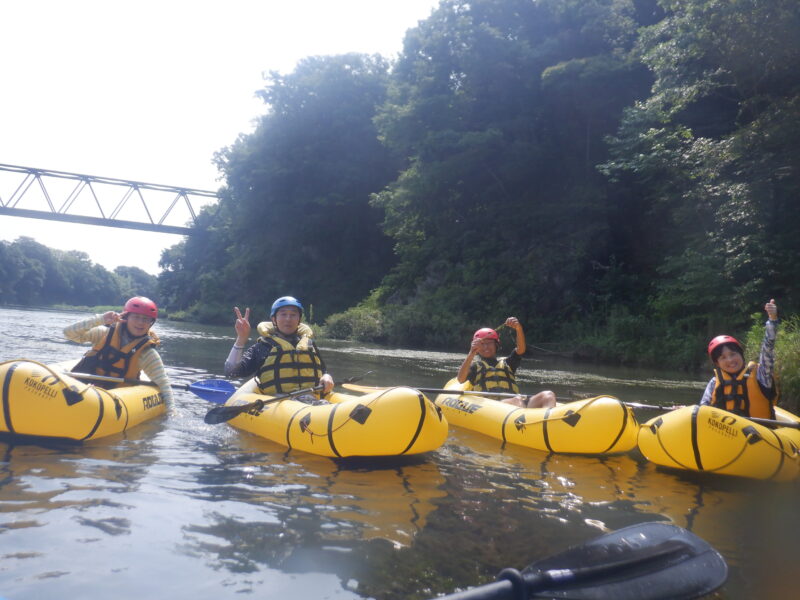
700 299 779 419
64 296 173 404
456 316 556 409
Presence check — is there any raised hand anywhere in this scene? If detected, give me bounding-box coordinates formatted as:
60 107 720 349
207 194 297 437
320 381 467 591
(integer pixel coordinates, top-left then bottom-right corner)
102 310 122 325
765 299 778 321
234 306 251 343
469 337 481 353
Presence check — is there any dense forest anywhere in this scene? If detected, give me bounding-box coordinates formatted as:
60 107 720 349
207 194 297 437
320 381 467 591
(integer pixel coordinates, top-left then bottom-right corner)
4 0 799 370
159 0 799 368
0 237 158 306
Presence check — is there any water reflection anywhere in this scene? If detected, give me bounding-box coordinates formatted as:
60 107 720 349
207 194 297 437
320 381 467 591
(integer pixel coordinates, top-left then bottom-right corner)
178 445 448 564
164 438 448 599
0 426 162 513
348 443 655 599
436 428 642 537
0 424 163 592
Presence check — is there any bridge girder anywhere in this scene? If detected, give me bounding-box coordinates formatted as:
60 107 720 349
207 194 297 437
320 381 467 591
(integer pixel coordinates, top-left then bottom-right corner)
0 163 218 235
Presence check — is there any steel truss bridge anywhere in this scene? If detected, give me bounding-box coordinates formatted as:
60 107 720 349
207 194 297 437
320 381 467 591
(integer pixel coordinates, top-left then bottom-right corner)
0 163 218 235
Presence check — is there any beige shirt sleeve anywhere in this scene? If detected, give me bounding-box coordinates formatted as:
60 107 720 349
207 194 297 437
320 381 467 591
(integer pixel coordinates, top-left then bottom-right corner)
139 346 174 404
63 314 108 345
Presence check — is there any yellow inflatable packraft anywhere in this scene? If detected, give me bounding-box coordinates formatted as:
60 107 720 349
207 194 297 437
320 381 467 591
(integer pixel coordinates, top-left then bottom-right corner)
222 378 448 457
0 359 166 441
432 378 638 455
637 404 800 481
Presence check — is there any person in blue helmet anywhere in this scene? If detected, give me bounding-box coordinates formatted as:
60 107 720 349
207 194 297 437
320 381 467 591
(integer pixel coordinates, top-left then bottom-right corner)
224 296 334 404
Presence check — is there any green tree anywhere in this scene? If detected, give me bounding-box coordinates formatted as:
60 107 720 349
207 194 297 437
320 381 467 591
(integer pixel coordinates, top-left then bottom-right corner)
0 241 27 303
0 237 130 307
14 257 45 304
158 205 238 321
11 237 69 304
371 0 654 345
601 0 800 361
140 0 799 369
115 265 158 300
203 53 400 321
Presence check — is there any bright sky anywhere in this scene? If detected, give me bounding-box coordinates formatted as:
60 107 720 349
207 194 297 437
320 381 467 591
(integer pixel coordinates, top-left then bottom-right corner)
0 0 439 275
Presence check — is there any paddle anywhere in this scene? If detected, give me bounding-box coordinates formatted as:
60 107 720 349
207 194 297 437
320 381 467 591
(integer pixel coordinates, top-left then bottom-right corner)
624 401 800 430
68 371 236 402
431 521 727 600
181 379 237 403
203 373 373 425
203 384 323 424
343 383 532 400
343 383 592 406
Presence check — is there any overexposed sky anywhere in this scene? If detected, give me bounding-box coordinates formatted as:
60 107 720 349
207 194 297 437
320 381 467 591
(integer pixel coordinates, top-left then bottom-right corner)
0 0 439 274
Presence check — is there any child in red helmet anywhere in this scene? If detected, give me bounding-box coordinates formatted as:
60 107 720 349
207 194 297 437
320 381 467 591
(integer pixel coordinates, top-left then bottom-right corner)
456 316 556 409
700 299 779 419
64 296 173 404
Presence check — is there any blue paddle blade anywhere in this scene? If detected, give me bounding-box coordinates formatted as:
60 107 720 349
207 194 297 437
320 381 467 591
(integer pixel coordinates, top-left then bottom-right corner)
188 379 236 403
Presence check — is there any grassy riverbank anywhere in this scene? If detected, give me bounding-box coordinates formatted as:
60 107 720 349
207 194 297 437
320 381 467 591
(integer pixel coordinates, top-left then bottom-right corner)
323 302 800 412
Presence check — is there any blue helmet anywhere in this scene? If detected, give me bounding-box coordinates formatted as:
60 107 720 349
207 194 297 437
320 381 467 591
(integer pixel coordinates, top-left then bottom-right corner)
270 296 304 318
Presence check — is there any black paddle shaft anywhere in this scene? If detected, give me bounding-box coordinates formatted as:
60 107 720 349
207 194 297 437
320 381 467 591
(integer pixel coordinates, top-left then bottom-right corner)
431 522 727 600
431 541 690 600
203 373 371 425
69 371 198 391
203 385 321 424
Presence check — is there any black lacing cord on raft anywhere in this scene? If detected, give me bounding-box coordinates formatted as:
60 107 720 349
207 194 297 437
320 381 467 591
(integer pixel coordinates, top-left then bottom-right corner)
297 387 394 438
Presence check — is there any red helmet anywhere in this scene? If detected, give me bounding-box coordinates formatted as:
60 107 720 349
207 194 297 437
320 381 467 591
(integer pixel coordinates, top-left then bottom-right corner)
473 328 500 342
707 335 742 357
124 296 158 320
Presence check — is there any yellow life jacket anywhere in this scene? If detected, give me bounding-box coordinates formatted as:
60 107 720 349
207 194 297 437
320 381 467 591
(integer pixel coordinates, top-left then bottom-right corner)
473 357 520 393
71 323 158 385
254 322 324 395
711 361 776 419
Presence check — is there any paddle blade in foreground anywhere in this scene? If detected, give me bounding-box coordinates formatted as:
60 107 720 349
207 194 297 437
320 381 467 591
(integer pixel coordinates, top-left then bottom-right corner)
187 379 237 403
433 521 727 600
204 399 264 424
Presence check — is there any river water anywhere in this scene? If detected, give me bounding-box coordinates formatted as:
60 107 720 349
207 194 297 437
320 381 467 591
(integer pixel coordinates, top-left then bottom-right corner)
0 307 796 599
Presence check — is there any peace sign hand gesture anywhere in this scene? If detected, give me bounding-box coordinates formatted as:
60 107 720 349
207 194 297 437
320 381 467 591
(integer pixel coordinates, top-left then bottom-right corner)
234 306 251 345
